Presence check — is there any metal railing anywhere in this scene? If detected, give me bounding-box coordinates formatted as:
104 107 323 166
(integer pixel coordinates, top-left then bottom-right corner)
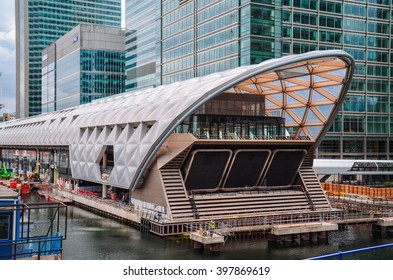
0 234 63 260
0 201 67 260
188 133 312 141
307 243 393 260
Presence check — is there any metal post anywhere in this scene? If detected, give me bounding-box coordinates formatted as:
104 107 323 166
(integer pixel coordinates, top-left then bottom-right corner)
27 207 31 241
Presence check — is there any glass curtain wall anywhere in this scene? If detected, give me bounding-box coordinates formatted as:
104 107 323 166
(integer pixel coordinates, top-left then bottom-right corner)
280 0 392 159
16 0 121 117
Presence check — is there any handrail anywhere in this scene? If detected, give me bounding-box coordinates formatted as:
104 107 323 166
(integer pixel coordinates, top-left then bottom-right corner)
307 243 393 260
184 133 312 141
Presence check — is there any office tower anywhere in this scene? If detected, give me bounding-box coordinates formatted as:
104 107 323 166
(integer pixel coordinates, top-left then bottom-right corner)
15 0 122 118
125 0 157 91
42 24 125 112
125 0 393 160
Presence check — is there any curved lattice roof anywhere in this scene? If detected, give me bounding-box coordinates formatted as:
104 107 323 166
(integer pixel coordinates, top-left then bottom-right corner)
0 50 354 190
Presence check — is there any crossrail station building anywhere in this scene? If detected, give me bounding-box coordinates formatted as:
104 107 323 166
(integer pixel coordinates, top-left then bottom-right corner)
0 51 354 235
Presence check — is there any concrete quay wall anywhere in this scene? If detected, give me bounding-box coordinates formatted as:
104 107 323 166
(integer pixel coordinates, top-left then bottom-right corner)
58 190 142 226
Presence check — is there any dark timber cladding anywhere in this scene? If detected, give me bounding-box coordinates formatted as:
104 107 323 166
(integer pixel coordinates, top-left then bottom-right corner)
0 51 354 233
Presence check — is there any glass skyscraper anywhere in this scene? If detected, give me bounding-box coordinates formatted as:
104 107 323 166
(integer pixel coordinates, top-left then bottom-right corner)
42 24 125 113
125 0 157 91
15 0 122 118
125 0 393 160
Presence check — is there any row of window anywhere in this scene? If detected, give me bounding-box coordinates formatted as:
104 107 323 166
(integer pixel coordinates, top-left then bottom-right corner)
329 115 389 134
160 9 240 41
80 50 125 73
343 95 388 113
30 0 121 12
283 11 391 34
284 0 390 10
319 137 389 154
350 78 389 93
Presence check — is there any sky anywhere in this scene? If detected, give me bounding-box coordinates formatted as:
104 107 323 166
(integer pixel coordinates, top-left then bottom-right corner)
0 0 126 115
0 0 16 114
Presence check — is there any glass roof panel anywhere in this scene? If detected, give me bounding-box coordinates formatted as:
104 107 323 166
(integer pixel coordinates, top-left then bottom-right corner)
284 80 298 87
286 95 303 105
261 86 272 91
265 99 276 108
276 65 309 79
285 113 298 125
312 90 329 103
237 84 258 93
327 69 346 78
267 93 284 105
305 109 321 124
306 125 323 139
294 89 311 100
268 109 283 117
324 85 343 98
299 129 306 136
314 104 334 120
313 75 330 83
290 107 307 119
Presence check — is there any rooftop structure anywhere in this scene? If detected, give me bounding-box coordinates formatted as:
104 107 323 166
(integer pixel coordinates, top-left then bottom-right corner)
0 51 354 230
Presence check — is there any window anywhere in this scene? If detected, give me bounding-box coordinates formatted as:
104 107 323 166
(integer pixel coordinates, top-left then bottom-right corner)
343 115 365 133
319 137 340 153
367 139 386 153
344 95 365 112
367 116 388 133
344 4 366 17
367 96 388 113
343 138 363 153
0 215 10 240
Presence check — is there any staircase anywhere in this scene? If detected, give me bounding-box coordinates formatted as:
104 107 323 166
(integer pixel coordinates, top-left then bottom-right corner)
298 150 331 210
160 149 195 220
192 190 311 218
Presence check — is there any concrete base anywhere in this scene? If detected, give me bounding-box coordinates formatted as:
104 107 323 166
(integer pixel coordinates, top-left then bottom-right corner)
270 222 338 235
376 217 393 227
268 222 337 246
190 232 225 245
190 231 225 252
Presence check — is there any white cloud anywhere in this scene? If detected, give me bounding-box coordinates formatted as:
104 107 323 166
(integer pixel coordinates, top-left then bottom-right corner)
0 29 15 42
0 41 15 63
0 0 16 113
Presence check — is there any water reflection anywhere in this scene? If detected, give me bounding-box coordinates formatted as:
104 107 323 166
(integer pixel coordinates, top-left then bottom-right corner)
24 193 393 260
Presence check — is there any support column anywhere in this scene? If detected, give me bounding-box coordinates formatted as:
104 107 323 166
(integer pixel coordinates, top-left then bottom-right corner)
102 152 107 169
193 241 203 250
317 231 328 243
102 184 107 199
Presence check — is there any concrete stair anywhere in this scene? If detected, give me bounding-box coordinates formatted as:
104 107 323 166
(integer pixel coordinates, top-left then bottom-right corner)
160 149 195 219
192 190 311 218
299 150 331 210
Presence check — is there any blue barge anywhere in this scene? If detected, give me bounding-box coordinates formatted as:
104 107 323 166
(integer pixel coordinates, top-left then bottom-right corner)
0 186 67 260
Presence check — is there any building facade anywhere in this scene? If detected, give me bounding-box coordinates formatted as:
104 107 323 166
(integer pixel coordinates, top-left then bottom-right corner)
125 0 393 160
15 0 122 118
42 24 125 113
125 0 157 91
